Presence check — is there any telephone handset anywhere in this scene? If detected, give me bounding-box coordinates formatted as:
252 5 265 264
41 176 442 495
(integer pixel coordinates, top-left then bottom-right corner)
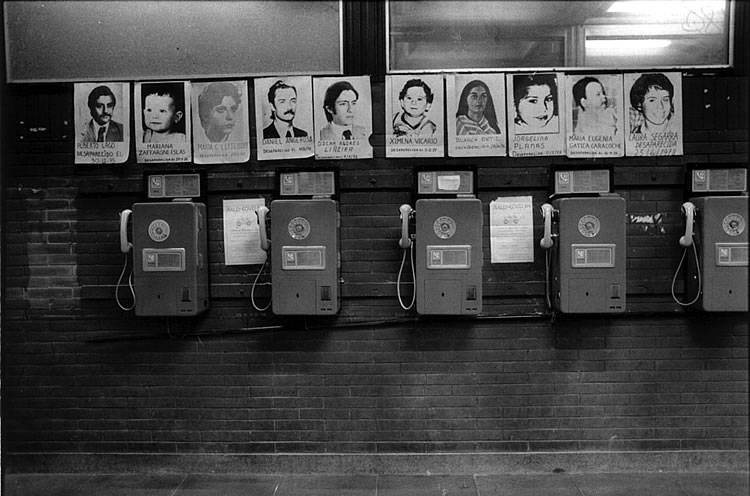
540 203 555 249
256 206 270 252
671 201 701 306
679 201 696 247
399 204 414 249
119 209 133 253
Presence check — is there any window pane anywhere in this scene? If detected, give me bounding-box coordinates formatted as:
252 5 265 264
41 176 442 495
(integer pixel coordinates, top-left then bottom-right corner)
388 0 731 72
4 1 342 83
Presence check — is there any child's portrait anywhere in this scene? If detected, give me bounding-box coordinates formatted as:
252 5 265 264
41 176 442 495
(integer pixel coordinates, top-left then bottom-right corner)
140 82 186 143
392 78 436 137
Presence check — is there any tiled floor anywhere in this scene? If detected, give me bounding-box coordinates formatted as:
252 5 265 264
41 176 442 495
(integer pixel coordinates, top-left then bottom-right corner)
3 472 748 496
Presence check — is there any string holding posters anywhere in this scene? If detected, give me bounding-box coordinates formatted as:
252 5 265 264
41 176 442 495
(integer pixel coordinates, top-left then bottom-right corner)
74 82 130 164
446 73 507 158
625 72 683 157
506 72 565 157
313 76 373 160
565 74 624 158
135 81 192 163
191 80 250 164
386 74 444 158
255 76 314 161
222 198 267 266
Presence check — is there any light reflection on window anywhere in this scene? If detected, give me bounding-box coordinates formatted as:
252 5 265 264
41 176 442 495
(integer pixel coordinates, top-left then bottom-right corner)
387 0 732 72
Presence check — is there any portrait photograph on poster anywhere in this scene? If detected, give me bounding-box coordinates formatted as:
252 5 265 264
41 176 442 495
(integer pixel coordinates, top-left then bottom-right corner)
385 74 444 158
447 73 507 158
625 72 683 156
313 76 373 160
135 81 192 163
192 80 250 164
74 82 130 164
255 76 314 161
506 72 565 157
565 73 624 158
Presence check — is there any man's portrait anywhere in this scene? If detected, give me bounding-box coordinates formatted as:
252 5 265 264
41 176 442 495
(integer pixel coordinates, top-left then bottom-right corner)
197 81 243 143
263 80 308 139
319 80 368 141
80 85 124 143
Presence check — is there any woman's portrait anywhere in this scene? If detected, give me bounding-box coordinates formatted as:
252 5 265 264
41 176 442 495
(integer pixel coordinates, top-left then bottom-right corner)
512 73 559 134
455 79 501 135
629 73 676 134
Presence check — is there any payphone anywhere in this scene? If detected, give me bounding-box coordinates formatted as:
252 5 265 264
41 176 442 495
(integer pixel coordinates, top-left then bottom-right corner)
256 170 340 315
540 168 626 313
118 196 209 317
398 170 483 315
672 167 748 311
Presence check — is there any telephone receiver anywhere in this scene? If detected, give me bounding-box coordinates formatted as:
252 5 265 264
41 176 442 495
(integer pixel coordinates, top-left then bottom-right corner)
399 204 413 249
256 205 270 252
679 201 696 247
540 203 554 249
119 209 133 254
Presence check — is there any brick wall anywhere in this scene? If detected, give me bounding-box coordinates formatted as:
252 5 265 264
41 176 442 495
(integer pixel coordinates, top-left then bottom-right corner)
2 76 748 456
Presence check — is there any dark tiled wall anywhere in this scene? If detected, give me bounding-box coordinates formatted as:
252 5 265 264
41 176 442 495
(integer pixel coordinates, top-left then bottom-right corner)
2 76 748 454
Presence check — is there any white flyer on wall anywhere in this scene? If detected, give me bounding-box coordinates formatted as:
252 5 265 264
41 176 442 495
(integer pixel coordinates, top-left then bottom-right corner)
222 198 267 266
490 196 534 263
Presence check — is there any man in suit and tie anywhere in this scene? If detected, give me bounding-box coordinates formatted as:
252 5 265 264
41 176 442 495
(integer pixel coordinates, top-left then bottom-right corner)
263 80 308 139
319 80 368 141
80 85 124 142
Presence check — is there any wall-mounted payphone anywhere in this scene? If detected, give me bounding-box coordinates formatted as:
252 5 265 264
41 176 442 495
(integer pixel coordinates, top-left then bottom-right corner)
673 167 748 311
118 174 209 316
398 169 483 315
540 168 626 313
256 170 340 315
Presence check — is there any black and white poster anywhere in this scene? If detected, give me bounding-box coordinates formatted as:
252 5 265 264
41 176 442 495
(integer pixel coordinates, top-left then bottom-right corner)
313 76 373 160
255 76 314 161
192 80 250 164
135 81 191 164
565 73 624 158
446 73 507 158
625 72 683 156
386 74 444 158
74 82 130 164
506 72 565 157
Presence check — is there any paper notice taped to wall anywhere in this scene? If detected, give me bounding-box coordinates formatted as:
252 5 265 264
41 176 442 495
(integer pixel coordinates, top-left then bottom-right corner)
490 196 534 263
222 198 267 266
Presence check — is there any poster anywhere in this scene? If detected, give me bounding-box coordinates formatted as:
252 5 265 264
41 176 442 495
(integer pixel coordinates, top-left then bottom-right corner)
135 81 192 163
565 73 624 158
222 198 267 266
191 80 250 164
506 72 565 157
255 76 314 161
313 75 373 160
625 72 683 157
490 196 534 264
74 82 130 164
446 73 507 158
386 74 444 158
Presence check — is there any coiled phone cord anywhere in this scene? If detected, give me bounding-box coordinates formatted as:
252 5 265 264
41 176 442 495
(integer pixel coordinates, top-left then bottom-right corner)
397 243 416 311
251 259 272 312
115 253 136 311
671 241 702 307
544 249 552 310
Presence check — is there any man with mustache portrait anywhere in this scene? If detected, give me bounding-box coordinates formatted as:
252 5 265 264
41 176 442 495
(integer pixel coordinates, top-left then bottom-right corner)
80 85 124 142
263 80 308 139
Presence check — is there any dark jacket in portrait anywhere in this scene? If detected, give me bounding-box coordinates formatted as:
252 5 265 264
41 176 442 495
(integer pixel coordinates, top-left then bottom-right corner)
263 122 308 139
81 119 125 142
